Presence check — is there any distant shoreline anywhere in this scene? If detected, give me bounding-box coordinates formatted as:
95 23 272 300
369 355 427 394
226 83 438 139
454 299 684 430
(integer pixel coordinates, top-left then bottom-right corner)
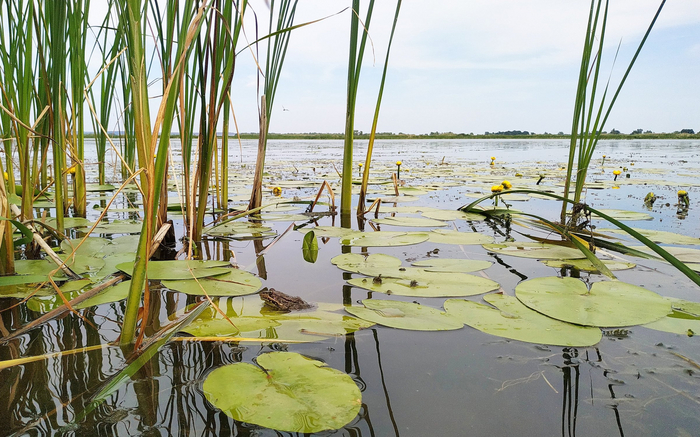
85 132 700 140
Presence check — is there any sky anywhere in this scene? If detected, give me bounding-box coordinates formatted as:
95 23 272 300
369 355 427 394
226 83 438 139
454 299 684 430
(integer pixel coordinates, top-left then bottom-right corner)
88 1 700 136
224 0 700 135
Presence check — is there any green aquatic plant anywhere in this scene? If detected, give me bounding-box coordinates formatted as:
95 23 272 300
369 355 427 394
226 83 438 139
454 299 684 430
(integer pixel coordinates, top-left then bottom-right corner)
561 0 666 224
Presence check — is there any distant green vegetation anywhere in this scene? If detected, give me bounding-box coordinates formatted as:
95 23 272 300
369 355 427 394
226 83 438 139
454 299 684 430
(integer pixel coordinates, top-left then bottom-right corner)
231 131 700 140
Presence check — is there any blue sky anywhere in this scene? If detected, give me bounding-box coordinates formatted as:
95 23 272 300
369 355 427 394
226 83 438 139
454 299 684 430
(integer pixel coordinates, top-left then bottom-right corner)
224 1 700 135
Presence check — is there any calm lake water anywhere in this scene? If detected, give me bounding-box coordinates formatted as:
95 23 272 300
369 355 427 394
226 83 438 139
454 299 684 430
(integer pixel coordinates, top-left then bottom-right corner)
1 139 699 436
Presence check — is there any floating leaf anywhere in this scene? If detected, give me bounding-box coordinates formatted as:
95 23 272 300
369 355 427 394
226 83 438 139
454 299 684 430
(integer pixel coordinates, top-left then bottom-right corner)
428 229 493 245
483 242 586 260
420 209 485 221
202 352 361 433
629 246 700 263
348 267 499 297
444 294 602 346
61 237 111 257
86 184 116 192
371 217 448 228
58 254 106 275
542 258 636 271
91 220 143 234
43 217 91 229
182 300 373 342
162 270 261 296
515 277 670 327
206 221 274 239
302 231 318 263
340 231 430 247
27 279 130 312
345 299 463 331
297 226 359 238
600 228 700 245
411 259 492 273
0 274 48 287
116 260 232 280
644 298 700 336
331 253 402 273
591 209 653 221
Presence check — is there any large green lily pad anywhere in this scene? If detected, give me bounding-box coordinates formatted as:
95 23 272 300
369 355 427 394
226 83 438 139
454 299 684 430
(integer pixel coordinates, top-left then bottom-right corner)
202 352 361 433
411 259 493 273
629 246 700 263
541 258 636 272
371 217 448 228
444 294 602 346
340 231 430 247
182 300 373 342
515 277 670 327
116 260 232 280
345 299 463 331
644 298 700 336
297 226 359 239
421 209 486 221
428 229 493 245
483 242 586 260
162 269 262 296
91 220 144 234
591 209 653 221
205 221 273 237
348 268 499 297
61 237 111 257
27 280 132 312
600 228 700 245
331 253 402 273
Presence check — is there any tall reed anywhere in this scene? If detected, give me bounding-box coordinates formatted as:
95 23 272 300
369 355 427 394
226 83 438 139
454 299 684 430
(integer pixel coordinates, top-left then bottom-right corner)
357 0 401 216
248 0 298 210
561 0 666 224
340 0 373 222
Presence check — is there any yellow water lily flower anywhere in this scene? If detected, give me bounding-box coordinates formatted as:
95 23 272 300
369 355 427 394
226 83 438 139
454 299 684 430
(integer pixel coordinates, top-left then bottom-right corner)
501 180 512 189
613 169 621 181
678 190 688 196
396 161 402 166
3 172 7 181
272 187 282 196
491 184 504 193
67 164 77 175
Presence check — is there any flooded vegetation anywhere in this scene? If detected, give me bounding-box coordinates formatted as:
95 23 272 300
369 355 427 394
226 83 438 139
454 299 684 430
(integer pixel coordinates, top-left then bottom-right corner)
1 0 699 435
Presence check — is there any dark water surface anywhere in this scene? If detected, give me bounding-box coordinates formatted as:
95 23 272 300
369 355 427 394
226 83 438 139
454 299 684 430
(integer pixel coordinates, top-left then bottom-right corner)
1 139 699 436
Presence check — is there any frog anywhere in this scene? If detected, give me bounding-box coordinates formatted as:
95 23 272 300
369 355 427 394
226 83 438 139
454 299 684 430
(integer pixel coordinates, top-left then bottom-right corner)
259 288 313 312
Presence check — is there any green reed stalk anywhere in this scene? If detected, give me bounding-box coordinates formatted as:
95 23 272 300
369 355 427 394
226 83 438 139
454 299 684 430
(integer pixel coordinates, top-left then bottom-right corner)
248 0 296 211
561 0 665 224
191 0 242 242
120 0 208 345
67 0 90 217
341 0 374 222
357 0 401 216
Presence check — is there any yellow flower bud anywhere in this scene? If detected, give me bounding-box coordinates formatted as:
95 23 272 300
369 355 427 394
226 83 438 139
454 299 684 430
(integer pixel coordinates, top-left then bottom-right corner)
272 187 282 196
491 185 504 193
678 190 688 196
613 170 621 175
396 161 402 166
501 180 512 189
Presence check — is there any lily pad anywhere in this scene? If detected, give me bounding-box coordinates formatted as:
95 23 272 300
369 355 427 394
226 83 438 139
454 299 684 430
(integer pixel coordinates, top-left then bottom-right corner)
162 269 262 296
43 217 91 229
61 237 111 257
371 217 448 228
27 279 131 312
0 274 49 287
600 228 700 245
444 294 602 346
420 209 486 221
58 253 106 275
591 209 653 221
345 299 463 331
411 259 492 273
644 298 700 336
428 229 493 245
202 352 361 433
205 221 273 237
86 184 116 192
348 268 499 297
297 226 359 239
116 260 232 280
182 300 373 342
515 277 670 327
483 242 586 260
91 220 144 234
331 253 402 273
629 246 700 263
340 231 430 247
541 259 636 272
